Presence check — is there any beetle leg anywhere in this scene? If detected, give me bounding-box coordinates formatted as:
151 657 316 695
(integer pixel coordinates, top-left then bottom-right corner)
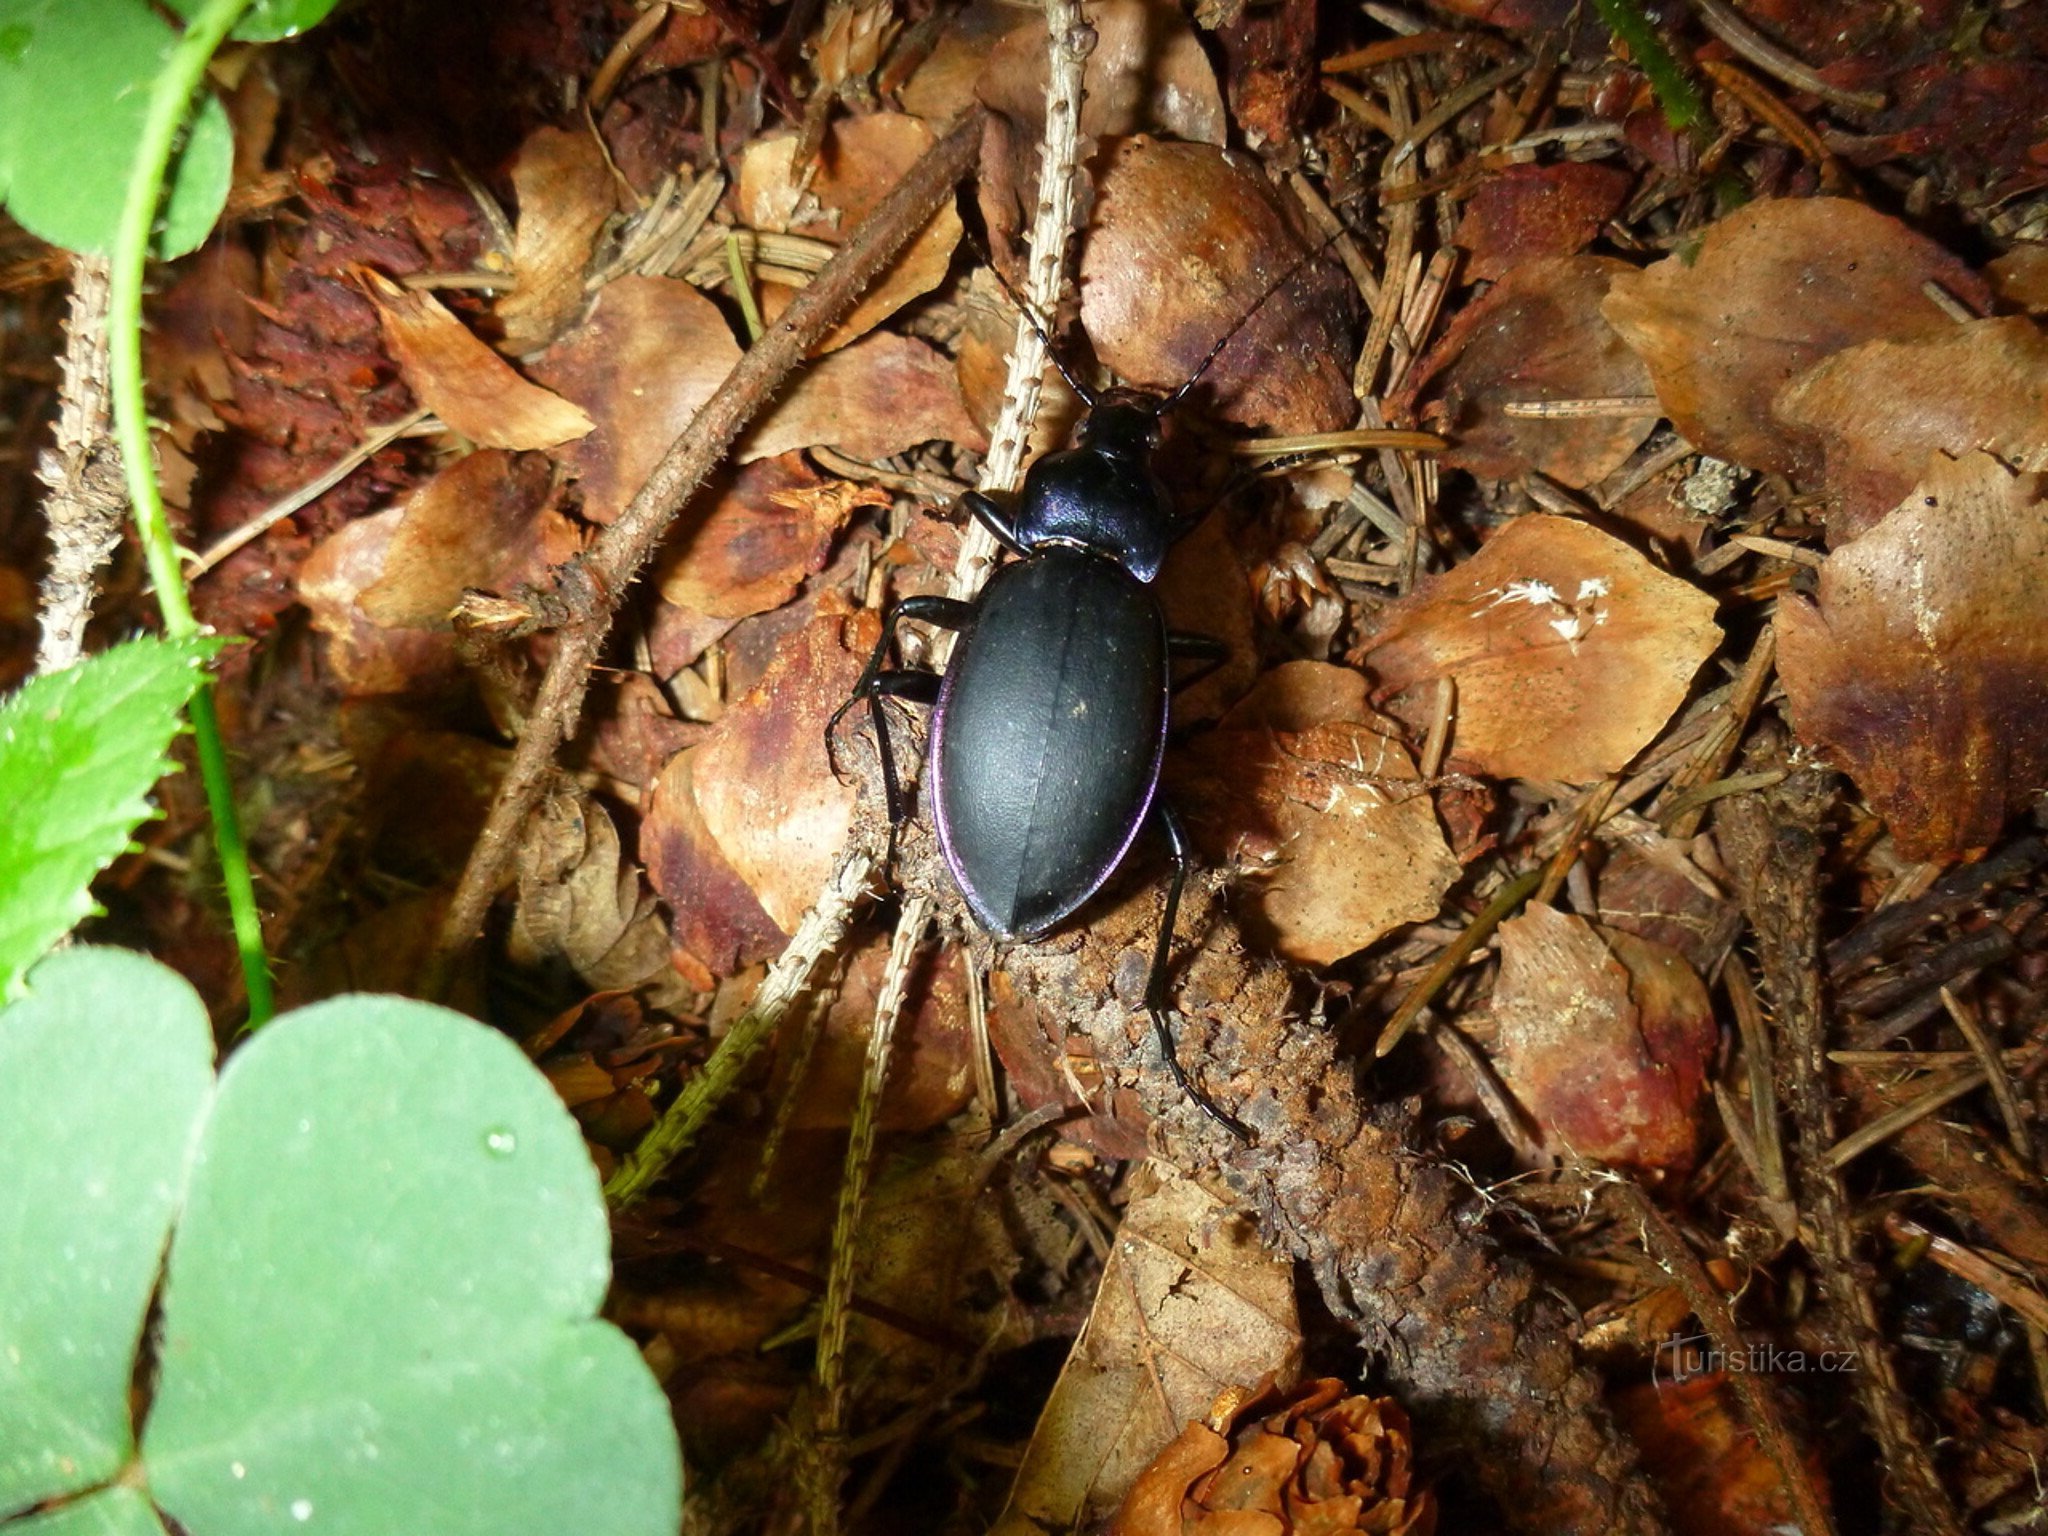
1147 803 1254 1143
1166 631 1228 694
962 491 1033 558
827 594 972 824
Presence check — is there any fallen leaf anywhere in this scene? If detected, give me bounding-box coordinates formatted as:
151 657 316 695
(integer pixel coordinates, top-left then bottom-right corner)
989 1164 1301 1536
641 747 789 988
739 331 983 462
736 113 962 353
529 275 740 524
1405 254 1658 488
496 125 615 355
1454 162 1634 285
692 602 869 930
1987 242 2048 314
360 268 594 448
1173 663 1458 966
298 509 461 696
656 454 887 620
1077 136 1357 435
975 0 1227 146
507 791 672 993
1492 903 1715 1173
1776 451 2048 860
1603 197 1988 476
1612 1373 1829 1536
359 449 578 628
1361 515 1722 783
1774 316 2048 544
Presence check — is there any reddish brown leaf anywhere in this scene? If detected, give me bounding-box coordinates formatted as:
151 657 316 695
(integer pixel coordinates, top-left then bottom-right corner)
1174 663 1457 966
641 747 789 986
298 509 462 696
529 275 740 524
1612 1374 1829 1536
1776 451 2048 860
1361 515 1721 783
360 268 594 448
1603 197 1988 476
358 449 578 628
739 332 983 462
1077 136 1357 435
655 454 886 620
1774 316 2048 544
692 603 870 930
1454 163 1634 285
1492 904 1715 1173
1406 255 1657 488
496 125 616 355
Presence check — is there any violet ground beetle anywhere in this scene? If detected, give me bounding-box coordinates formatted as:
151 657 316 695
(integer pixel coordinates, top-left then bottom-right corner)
830 242 1337 1142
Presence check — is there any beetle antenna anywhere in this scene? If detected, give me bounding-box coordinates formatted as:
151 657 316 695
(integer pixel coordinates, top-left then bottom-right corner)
1156 224 1347 417
972 235 1099 407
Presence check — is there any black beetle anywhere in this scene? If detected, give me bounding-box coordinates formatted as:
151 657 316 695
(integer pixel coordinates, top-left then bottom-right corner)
830 262 1324 1141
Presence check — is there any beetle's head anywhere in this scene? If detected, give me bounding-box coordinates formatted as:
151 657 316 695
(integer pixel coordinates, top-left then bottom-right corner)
1075 392 1167 462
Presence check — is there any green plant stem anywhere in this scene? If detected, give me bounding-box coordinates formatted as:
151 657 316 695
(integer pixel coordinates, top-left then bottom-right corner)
1594 0 1709 133
107 0 273 1026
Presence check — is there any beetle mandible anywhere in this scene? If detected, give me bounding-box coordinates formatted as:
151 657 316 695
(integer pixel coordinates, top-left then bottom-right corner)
831 252 1329 1142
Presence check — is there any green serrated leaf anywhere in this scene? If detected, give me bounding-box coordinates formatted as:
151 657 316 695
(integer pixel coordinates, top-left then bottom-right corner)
143 994 683 1536
163 0 339 44
0 949 216 1519
0 636 222 996
0 0 233 256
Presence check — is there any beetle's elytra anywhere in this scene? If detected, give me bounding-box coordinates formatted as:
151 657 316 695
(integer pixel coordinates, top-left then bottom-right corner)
830 255 1330 1142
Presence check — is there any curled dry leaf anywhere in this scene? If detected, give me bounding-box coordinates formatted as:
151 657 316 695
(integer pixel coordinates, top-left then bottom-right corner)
496 125 615 355
736 112 962 354
1491 903 1715 1174
359 268 594 448
1776 451 2048 860
1404 254 1658 489
1173 663 1457 967
299 508 461 696
691 601 871 930
656 454 888 620
739 331 983 462
1774 316 2048 544
1361 515 1722 784
1454 162 1634 285
507 791 672 994
1602 197 1987 477
1106 1376 1435 1536
991 1164 1301 1536
528 275 740 524
358 449 578 628
641 747 787 990
1077 136 1357 436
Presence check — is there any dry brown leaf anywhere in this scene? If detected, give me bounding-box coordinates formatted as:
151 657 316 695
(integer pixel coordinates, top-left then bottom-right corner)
1405 254 1657 489
528 275 740 524
298 509 462 696
736 113 962 353
1077 136 1356 436
496 125 615 355
1988 242 2048 314
656 454 887 620
1776 451 2048 860
692 603 869 930
1173 663 1458 966
641 747 788 988
1361 515 1722 784
1774 316 2048 544
1492 904 1715 1173
358 449 578 628
975 0 1227 146
507 791 672 994
1454 162 1634 285
1612 1374 1828 1536
738 331 982 462
1603 197 1987 476
989 1164 1301 1536
360 268 594 448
